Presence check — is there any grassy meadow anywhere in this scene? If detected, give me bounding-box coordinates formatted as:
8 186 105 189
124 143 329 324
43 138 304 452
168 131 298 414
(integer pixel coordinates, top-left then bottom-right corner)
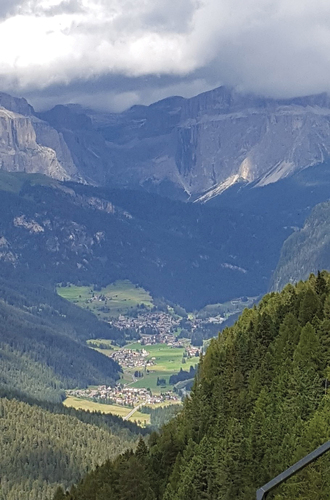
63 396 151 425
197 295 258 319
56 280 153 319
122 342 196 394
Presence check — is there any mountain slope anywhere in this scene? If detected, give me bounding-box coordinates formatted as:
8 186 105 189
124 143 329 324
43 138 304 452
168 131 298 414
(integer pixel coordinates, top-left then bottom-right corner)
2 168 330 310
271 200 330 291
58 272 330 500
0 274 122 402
0 396 143 500
0 171 295 309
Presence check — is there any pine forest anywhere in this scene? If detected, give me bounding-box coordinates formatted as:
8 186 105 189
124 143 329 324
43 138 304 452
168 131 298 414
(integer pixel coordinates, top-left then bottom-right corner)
54 272 330 500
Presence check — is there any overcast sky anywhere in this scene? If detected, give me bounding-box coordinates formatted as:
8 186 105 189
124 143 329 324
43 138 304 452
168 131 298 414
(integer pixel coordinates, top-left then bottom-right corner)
2 0 330 111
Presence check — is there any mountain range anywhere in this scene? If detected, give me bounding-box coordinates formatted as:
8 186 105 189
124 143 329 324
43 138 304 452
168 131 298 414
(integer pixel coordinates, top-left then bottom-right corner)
2 86 330 199
1 86 330 305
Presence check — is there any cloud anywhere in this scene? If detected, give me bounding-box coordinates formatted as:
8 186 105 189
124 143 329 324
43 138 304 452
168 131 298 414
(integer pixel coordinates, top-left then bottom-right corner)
22 73 215 112
39 0 86 16
0 0 22 18
2 0 330 110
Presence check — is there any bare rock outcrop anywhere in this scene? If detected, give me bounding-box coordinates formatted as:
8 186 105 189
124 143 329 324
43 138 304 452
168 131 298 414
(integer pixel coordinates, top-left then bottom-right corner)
0 107 77 181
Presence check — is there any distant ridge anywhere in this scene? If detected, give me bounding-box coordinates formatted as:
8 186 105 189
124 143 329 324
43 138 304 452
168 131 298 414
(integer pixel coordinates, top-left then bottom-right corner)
1 87 330 200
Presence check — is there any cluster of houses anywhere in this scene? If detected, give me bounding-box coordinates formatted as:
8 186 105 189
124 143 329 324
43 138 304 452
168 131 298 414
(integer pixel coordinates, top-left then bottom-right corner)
109 348 156 368
108 311 225 340
185 345 200 357
67 385 180 406
109 311 181 335
140 332 184 347
107 336 198 374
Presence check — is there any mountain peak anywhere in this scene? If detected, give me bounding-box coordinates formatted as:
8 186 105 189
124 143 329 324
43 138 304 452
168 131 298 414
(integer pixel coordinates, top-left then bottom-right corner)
0 92 34 116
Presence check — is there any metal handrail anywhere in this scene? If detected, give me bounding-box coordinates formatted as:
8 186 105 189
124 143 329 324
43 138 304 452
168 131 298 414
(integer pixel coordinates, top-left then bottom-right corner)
256 441 330 500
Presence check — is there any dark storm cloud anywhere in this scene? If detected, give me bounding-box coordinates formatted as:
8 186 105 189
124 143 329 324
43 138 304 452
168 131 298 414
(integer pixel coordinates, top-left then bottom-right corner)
21 72 214 112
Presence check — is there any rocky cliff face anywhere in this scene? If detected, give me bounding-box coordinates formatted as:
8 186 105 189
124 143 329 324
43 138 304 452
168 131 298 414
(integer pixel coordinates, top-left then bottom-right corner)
89 87 330 198
0 108 74 180
2 87 330 196
37 105 112 185
31 116 79 180
0 93 79 181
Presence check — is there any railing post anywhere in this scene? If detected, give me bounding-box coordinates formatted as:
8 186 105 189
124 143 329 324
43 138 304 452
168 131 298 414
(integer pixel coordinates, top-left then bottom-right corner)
256 487 267 500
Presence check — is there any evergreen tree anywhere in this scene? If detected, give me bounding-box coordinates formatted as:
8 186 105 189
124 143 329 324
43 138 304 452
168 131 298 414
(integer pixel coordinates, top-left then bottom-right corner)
53 486 66 500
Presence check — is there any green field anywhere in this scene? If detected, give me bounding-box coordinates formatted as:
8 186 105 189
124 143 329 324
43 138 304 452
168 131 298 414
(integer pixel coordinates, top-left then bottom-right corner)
87 339 116 357
87 339 114 348
129 410 150 425
63 396 151 424
57 280 153 319
122 342 196 394
197 296 258 320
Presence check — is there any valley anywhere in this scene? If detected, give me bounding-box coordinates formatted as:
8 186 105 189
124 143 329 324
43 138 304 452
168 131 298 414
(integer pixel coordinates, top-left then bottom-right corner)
57 280 154 319
111 341 198 392
57 280 254 419
61 271 330 500
57 280 256 336
1 85 330 500
62 328 196 427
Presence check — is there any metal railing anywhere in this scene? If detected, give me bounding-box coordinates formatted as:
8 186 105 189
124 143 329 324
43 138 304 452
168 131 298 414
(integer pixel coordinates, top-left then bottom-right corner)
256 441 330 500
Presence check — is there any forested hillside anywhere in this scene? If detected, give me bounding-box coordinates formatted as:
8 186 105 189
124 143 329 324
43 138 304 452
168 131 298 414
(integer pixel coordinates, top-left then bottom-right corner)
58 272 330 499
0 277 121 402
0 396 145 500
0 171 298 309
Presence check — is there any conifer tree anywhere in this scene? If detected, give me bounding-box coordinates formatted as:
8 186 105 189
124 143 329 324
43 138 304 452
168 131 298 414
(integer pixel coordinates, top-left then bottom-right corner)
53 486 66 500
298 288 321 326
293 322 321 373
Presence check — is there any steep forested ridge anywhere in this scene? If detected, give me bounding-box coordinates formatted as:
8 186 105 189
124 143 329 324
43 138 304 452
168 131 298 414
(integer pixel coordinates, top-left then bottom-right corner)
0 277 121 401
0 396 145 500
58 272 330 499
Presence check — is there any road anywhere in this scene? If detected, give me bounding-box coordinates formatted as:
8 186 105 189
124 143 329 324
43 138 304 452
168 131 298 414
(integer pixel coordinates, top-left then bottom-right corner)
123 403 143 421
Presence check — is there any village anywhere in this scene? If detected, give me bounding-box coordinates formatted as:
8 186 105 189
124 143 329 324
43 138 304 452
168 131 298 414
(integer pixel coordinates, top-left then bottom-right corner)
66 385 181 407
68 338 200 407
109 347 156 369
108 310 224 335
85 290 225 336
108 341 200 369
109 310 182 335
